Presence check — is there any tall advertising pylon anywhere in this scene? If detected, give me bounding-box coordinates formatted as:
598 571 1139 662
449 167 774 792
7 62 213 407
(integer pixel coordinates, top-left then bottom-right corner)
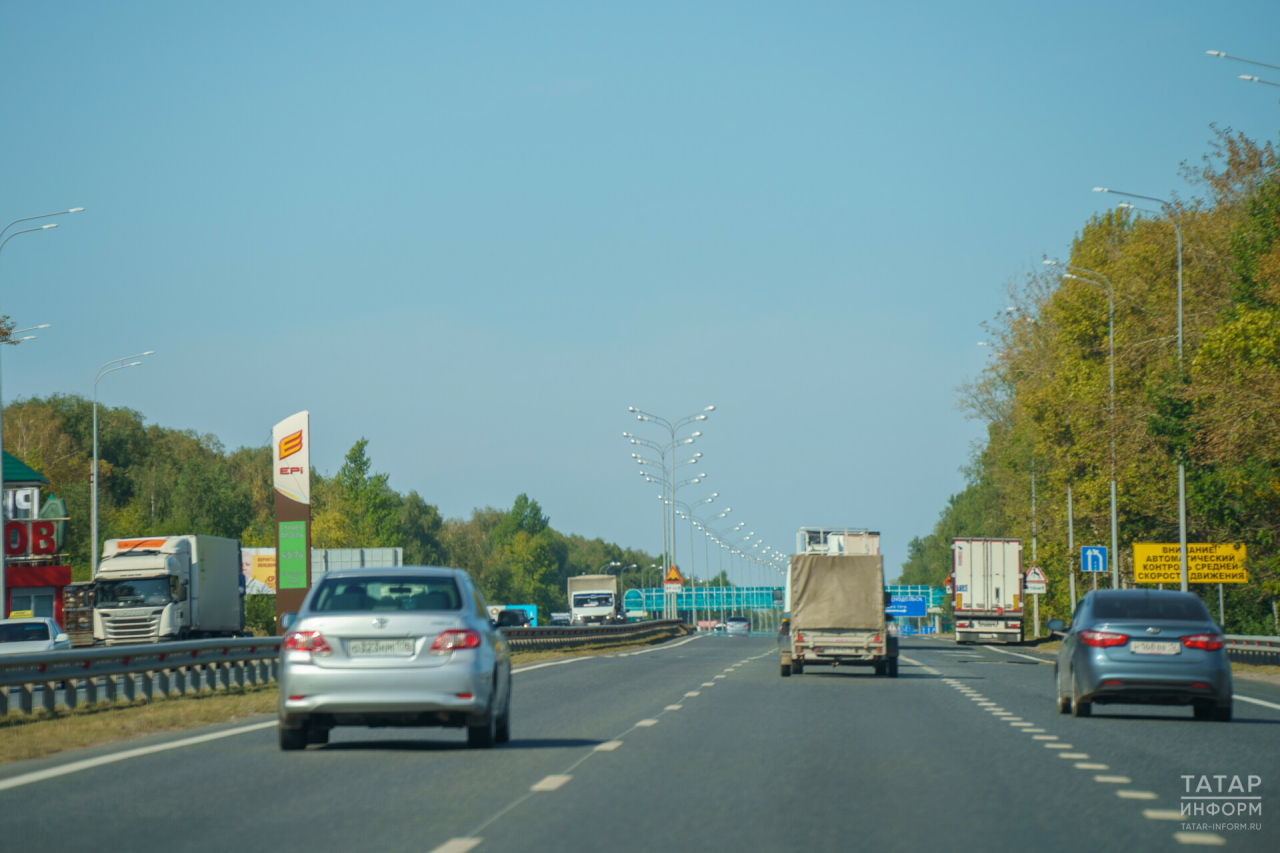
273 411 311 633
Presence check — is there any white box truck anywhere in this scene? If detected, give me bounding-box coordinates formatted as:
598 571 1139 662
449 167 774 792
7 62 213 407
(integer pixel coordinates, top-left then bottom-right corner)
567 574 622 625
780 553 897 677
951 537 1023 644
94 535 244 645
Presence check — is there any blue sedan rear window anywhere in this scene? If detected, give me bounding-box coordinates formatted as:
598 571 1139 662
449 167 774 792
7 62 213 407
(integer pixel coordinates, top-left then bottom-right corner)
311 576 462 612
1092 594 1211 622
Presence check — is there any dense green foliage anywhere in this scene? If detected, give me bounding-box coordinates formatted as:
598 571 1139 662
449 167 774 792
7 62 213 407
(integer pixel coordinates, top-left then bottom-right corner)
3 395 654 620
904 129 1280 634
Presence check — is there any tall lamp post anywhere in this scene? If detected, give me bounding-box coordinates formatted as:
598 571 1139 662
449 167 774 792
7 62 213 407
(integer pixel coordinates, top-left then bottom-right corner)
92 353 155 572
1094 188 1187 592
0 207 81 613
1045 259 1119 590
627 405 714 589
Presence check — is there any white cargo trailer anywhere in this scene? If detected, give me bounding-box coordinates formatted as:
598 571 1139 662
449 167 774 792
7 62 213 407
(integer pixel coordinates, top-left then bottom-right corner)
951 538 1023 644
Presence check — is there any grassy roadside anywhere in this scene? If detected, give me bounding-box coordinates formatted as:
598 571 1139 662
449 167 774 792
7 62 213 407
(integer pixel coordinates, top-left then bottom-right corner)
0 627 691 766
0 685 278 765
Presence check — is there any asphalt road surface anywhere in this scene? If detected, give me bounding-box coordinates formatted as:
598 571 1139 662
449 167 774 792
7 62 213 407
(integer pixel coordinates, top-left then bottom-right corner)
2 634 1278 852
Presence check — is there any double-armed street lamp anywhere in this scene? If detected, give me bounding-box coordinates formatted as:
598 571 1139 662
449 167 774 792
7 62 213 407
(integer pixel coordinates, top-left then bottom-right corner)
0 206 83 612
1205 50 1280 93
626 405 714 580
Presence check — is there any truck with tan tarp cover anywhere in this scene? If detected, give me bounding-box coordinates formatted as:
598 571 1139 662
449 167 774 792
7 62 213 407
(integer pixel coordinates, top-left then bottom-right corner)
779 553 897 678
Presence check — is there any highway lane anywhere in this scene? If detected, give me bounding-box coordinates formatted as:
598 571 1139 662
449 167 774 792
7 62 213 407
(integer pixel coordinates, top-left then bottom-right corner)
2 635 1277 852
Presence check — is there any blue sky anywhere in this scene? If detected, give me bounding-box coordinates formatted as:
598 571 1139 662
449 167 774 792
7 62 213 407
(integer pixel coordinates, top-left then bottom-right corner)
2 2 1278 580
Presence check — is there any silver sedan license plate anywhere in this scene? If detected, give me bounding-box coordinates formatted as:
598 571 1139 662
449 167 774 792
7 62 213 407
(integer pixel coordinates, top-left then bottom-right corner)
348 638 415 656
1131 641 1180 655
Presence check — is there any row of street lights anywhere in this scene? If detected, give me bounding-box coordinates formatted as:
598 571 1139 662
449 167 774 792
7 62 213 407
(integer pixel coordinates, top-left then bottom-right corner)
0 205 157 613
624 406 789 629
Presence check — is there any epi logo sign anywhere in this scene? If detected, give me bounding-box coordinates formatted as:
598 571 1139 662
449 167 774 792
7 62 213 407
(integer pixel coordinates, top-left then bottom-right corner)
279 429 303 460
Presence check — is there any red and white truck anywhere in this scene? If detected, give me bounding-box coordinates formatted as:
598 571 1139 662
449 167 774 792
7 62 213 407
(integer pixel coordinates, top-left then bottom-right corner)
950 538 1023 644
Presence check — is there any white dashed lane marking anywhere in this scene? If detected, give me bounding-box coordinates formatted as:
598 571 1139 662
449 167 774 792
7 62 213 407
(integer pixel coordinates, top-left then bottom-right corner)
1117 791 1158 800
428 839 483 853
1032 735 1058 740
1094 776 1132 784
1144 810 1183 821
594 741 623 752
1076 763 1108 770
635 719 658 727
664 705 683 710
530 775 572 791
684 691 700 697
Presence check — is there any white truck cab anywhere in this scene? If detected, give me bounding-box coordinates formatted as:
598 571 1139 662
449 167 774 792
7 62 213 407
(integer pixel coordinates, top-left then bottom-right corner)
94 535 243 644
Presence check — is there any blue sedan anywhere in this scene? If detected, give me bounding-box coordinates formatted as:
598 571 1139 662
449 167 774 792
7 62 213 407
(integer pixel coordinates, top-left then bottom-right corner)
1049 589 1232 722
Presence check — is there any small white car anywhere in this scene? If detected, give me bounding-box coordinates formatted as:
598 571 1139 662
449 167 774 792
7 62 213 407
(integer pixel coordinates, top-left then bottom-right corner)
725 616 751 636
0 618 71 655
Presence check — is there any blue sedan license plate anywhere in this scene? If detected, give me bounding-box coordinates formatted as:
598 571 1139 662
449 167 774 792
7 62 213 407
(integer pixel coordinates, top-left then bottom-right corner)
348 639 415 656
1130 641 1180 655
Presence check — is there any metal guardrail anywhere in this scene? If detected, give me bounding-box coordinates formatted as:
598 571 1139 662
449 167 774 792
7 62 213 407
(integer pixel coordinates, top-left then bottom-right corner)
0 621 688 717
0 637 281 717
1225 634 1280 667
500 619 685 650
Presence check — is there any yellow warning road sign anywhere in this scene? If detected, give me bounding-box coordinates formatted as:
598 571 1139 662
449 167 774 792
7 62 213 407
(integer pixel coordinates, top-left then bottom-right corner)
663 566 684 584
1133 543 1248 584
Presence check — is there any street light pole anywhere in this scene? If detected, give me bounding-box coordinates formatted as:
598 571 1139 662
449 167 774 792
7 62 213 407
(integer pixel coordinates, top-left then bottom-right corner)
1048 260 1119 589
1095 188 1187 591
92 353 155 573
0 212 78 615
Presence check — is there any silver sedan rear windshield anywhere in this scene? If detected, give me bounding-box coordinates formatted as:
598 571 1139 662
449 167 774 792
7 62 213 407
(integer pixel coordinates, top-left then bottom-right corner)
311 576 462 612
1093 593 1211 622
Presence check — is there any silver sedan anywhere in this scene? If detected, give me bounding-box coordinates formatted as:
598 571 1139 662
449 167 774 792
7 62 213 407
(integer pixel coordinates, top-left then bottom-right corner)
1050 589 1232 721
277 567 512 750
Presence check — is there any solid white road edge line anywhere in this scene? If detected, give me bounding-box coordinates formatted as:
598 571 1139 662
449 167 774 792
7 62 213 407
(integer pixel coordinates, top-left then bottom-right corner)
1236 694 1280 711
0 720 277 793
509 632 703 675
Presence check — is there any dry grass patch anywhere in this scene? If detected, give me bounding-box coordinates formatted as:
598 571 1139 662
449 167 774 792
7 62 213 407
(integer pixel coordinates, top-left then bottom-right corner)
0 685 277 765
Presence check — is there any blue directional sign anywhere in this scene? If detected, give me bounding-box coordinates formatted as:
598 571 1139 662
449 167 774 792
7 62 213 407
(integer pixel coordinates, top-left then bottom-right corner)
1081 546 1108 573
886 594 927 617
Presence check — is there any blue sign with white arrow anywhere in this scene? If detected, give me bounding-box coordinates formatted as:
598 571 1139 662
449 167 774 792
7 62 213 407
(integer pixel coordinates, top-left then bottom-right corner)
1081 546 1108 573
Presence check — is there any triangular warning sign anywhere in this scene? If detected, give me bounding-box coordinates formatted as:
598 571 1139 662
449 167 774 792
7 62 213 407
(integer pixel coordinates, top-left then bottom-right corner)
663 566 684 584
1025 566 1047 583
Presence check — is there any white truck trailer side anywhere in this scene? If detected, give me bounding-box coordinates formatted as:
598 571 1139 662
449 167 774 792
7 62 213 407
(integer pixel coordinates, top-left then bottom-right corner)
94 535 244 644
951 537 1023 644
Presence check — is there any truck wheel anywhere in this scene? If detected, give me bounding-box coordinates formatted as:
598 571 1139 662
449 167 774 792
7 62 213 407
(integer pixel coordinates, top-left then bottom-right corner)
791 660 804 676
887 659 899 678
780 663 790 677
279 727 307 751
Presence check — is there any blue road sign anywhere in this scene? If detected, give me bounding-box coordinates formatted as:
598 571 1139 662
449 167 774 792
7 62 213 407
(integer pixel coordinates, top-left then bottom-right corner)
886 594 927 617
1081 546 1108 573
